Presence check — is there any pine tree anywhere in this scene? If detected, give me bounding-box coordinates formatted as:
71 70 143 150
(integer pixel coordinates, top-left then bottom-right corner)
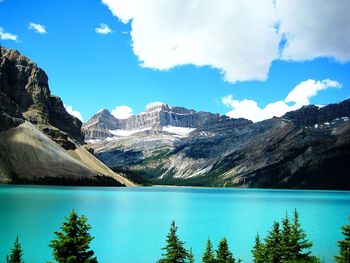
216 238 235 263
49 210 97 263
202 238 215 263
335 217 350 263
265 222 282 263
188 248 195 263
252 234 266 263
290 209 312 261
157 221 189 263
6 236 24 263
281 213 293 260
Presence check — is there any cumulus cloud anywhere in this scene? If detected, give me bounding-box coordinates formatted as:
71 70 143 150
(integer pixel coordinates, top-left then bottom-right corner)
111 105 133 119
65 105 83 122
276 0 350 62
28 22 47 34
0 27 18 41
102 0 350 83
95 23 113 35
102 0 278 83
222 79 341 122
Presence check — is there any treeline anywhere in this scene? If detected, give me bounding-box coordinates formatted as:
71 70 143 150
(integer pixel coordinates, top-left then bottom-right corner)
10 173 125 187
4 210 350 262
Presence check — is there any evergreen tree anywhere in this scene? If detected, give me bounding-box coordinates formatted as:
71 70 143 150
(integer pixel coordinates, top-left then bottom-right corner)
281 213 293 260
157 221 189 263
252 234 266 263
49 210 97 263
216 238 235 263
6 236 24 263
202 239 215 263
188 248 195 263
290 209 313 261
265 222 282 263
335 217 350 263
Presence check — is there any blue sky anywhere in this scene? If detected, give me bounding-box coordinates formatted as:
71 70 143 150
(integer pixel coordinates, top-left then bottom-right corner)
1 0 349 122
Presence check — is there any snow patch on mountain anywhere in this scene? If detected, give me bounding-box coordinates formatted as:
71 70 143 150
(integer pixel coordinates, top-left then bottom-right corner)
162 126 196 137
109 128 151 137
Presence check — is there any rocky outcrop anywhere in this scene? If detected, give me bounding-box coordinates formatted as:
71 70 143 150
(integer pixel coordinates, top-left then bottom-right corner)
0 48 84 147
0 47 134 186
283 99 350 126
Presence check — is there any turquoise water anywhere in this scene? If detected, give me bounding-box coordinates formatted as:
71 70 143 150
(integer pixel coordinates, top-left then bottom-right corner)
0 185 349 262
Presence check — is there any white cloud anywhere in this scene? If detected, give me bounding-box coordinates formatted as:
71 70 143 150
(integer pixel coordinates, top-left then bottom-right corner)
95 23 113 35
64 105 83 122
102 0 350 83
28 22 47 34
285 79 341 107
145 101 165 110
0 27 18 41
111 105 133 119
102 0 279 83
276 0 350 62
222 79 341 122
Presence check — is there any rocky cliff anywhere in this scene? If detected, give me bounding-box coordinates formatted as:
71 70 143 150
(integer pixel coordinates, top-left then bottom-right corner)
0 47 133 186
86 99 350 189
83 103 251 141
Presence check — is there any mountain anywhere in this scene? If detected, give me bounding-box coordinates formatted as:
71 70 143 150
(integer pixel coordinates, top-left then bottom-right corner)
83 102 251 141
84 100 350 189
0 47 133 186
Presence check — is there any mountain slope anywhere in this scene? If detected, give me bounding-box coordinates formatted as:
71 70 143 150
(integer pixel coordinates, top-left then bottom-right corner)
0 47 134 186
85 100 350 189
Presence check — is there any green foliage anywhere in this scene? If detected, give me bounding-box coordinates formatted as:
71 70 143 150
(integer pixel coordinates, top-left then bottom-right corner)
252 209 318 263
49 210 97 263
252 234 266 263
157 221 189 263
216 238 235 263
335 217 350 263
6 236 24 263
202 239 215 263
281 213 293 260
265 222 282 263
289 209 313 259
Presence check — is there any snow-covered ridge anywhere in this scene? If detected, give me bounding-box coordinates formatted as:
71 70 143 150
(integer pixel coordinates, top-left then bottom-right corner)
162 126 196 137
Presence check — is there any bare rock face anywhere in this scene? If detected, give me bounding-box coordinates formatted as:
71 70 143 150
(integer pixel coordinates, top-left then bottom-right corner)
83 103 252 141
83 109 119 140
283 99 350 126
0 48 84 147
0 47 133 186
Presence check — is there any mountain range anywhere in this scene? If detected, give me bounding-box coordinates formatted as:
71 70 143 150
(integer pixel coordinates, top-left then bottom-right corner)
1 47 349 189
83 100 350 189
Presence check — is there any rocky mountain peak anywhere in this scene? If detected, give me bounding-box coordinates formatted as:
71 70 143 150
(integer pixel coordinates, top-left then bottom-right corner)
83 103 252 141
0 47 133 186
1 47 84 146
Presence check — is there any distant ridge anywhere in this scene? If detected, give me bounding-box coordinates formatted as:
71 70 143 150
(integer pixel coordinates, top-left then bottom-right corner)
84 98 350 189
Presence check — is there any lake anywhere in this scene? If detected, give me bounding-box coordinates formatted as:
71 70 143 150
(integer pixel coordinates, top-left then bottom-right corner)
0 185 349 262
